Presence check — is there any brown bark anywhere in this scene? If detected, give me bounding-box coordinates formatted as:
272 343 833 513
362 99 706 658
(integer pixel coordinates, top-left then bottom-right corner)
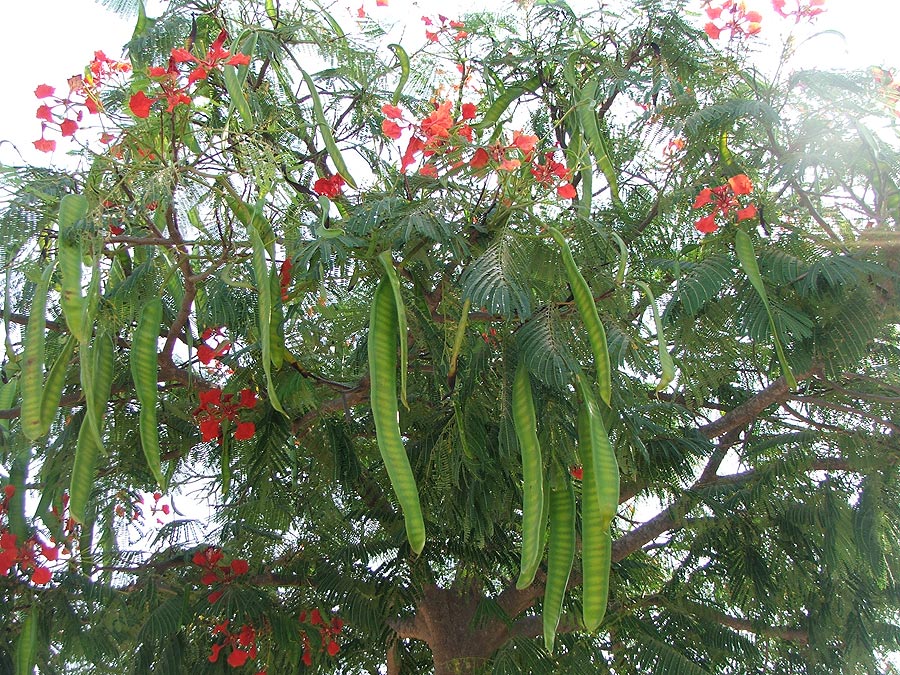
389 580 545 675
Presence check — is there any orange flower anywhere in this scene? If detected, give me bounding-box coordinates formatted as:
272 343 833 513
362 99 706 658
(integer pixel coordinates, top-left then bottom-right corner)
382 119 402 139
728 173 753 195
692 175 756 234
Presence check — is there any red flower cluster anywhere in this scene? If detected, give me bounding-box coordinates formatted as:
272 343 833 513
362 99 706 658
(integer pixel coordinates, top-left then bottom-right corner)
530 151 578 199
313 174 346 198
382 100 578 201
702 0 763 40
129 29 251 119
114 491 170 524
381 100 476 175
279 259 293 301
193 546 251 604
32 51 131 152
472 134 579 200
193 387 257 443
421 14 468 42
0 486 56 584
692 174 757 233
199 326 232 366
299 609 344 665
209 620 266 671
772 0 825 22
873 67 900 118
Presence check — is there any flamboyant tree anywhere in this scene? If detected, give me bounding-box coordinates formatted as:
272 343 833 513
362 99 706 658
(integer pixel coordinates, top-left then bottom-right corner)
1 0 899 673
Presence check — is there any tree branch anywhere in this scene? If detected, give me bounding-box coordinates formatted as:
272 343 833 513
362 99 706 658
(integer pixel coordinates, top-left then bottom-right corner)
656 598 809 645
698 370 815 440
788 394 900 433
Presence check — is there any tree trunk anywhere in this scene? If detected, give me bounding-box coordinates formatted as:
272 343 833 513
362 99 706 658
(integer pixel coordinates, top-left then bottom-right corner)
392 582 541 675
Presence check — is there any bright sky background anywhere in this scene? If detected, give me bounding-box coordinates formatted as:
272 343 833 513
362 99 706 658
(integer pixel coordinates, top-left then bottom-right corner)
0 0 898 168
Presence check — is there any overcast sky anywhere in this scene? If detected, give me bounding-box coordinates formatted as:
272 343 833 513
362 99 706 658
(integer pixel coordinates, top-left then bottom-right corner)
0 0 897 168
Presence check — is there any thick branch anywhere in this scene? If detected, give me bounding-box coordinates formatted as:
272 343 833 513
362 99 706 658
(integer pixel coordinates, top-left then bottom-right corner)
290 378 370 437
612 506 678 562
699 370 814 440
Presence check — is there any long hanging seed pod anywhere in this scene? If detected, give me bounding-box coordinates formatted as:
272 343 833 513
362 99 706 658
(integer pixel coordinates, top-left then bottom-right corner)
512 361 545 589
368 277 425 555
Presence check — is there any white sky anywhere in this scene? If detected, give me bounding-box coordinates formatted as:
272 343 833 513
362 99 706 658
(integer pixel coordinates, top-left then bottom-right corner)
0 0 897 168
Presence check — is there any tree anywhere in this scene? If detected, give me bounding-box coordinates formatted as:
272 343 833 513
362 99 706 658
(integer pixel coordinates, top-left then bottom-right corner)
1 0 899 673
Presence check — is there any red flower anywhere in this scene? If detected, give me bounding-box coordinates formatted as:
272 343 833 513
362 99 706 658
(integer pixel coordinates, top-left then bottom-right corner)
227 650 250 667
279 259 293 300
200 418 221 442
313 174 346 198
163 90 192 113
470 147 490 169
60 118 78 137
461 102 477 120
511 131 538 155
327 640 340 656
693 187 713 209
376 0 388 5
33 137 56 153
704 22 722 39
129 91 157 118
208 590 224 604
31 567 52 585
728 173 753 195
401 135 425 173
199 388 223 408
737 204 758 221
237 624 256 646
692 175 755 234
197 344 214 365
36 105 54 122
570 465 584 481
161 504 171 515
418 163 438 178
227 53 251 67
209 643 223 662
421 101 454 143
381 103 403 119
41 543 59 561
234 421 255 441
170 48 196 64
239 389 257 408
34 84 55 98
231 558 249 575
557 183 577 199
198 338 230 365
187 65 209 85
382 119 402 139
694 213 718 233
